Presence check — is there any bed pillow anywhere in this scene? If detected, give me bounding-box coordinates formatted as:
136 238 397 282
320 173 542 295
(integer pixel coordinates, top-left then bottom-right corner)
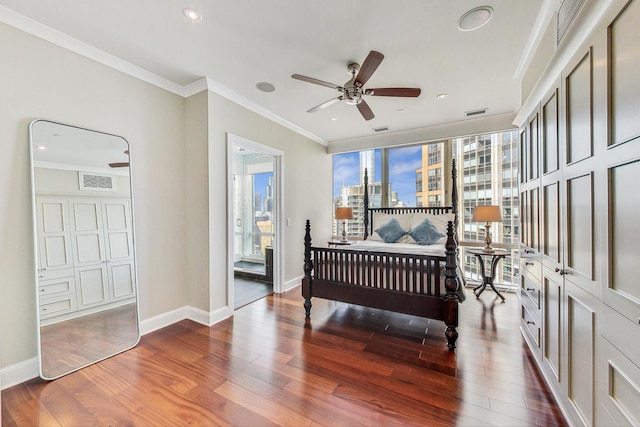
408 218 445 245
406 212 455 244
369 213 413 242
374 218 409 243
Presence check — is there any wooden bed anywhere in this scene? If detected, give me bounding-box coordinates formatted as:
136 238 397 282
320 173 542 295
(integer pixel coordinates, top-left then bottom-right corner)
302 160 461 351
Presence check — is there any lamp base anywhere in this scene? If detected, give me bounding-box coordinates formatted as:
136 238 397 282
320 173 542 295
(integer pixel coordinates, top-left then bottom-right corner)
341 220 348 243
483 222 494 253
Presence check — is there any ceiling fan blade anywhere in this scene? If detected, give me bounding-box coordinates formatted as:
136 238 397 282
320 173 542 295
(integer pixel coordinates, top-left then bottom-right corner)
109 162 130 168
292 74 342 90
367 87 421 97
308 96 343 113
357 100 375 121
355 51 384 87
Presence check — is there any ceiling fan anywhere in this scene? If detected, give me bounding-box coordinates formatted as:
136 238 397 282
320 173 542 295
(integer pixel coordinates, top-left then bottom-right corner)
109 150 129 168
292 50 421 121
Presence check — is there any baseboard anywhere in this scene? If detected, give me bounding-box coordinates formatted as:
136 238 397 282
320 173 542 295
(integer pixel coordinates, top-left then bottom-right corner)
0 357 39 390
283 275 302 293
1 304 234 390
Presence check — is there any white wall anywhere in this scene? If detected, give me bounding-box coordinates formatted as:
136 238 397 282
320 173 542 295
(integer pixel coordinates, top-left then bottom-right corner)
0 20 333 384
0 22 187 372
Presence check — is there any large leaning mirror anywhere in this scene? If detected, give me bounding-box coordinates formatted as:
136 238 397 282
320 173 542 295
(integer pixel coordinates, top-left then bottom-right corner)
29 119 139 380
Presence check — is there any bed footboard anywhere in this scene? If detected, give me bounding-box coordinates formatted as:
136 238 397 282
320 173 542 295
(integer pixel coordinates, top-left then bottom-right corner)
302 219 459 351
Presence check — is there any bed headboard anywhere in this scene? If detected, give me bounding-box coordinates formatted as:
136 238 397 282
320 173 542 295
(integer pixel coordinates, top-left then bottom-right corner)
363 158 458 239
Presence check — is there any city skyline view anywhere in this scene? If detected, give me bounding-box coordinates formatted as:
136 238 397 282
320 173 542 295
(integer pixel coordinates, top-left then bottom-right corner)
333 148 423 207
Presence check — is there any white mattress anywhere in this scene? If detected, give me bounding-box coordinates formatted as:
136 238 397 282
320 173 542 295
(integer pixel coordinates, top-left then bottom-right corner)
347 240 447 257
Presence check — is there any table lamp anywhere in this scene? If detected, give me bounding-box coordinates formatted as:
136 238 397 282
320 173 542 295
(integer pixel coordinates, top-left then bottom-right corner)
472 205 502 253
335 207 353 243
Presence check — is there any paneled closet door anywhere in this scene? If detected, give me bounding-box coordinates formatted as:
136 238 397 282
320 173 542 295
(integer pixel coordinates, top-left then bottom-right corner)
540 85 564 384
102 199 135 301
69 198 110 309
69 199 107 267
560 45 602 427
35 196 73 272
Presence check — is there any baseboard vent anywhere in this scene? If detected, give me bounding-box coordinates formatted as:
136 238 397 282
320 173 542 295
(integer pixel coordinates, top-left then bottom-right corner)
556 0 585 46
465 108 487 117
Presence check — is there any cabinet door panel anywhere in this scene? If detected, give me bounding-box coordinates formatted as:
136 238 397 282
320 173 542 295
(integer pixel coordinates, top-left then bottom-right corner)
544 270 562 381
566 50 593 164
568 291 595 425
37 198 72 271
567 173 594 280
609 0 640 146
76 266 109 308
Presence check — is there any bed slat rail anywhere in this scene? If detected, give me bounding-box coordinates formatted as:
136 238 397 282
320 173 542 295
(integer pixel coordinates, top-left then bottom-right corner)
310 247 444 296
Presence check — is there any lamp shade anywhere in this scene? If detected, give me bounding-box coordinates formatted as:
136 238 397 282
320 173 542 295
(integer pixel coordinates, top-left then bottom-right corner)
472 205 502 223
335 207 354 220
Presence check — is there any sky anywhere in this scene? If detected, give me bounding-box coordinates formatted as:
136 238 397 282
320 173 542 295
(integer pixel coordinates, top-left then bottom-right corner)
333 147 423 207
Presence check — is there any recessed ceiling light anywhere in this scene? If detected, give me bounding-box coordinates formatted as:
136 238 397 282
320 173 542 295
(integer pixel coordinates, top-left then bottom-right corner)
330 117 337 121
36 145 47 150
458 6 493 31
256 82 276 93
182 8 202 23
436 93 449 99
396 109 405 113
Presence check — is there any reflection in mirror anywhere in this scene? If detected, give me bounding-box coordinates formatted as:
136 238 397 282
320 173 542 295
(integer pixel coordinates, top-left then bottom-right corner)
29 120 139 380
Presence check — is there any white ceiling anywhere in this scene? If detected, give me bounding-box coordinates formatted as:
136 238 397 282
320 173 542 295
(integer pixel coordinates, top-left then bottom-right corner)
0 0 549 146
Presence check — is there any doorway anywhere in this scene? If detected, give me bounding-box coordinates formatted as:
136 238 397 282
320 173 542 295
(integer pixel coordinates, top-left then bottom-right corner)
227 135 283 310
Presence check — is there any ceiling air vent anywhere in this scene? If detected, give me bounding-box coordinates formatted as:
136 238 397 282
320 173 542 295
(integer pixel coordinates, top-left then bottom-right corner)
556 0 585 46
465 108 487 117
373 126 390 132
79 172 115 192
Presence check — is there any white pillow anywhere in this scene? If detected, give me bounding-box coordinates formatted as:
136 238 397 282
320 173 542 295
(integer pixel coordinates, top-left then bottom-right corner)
368 213 413 242
406 212 455 245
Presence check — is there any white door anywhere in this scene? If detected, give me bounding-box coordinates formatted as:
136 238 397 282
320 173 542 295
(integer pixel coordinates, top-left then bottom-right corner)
69 198 109 308
36 197 73 272
101 199 135 300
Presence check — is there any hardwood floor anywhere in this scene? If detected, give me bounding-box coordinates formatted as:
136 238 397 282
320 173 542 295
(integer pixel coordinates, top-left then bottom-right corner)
2 287 567 426
234 277 273 309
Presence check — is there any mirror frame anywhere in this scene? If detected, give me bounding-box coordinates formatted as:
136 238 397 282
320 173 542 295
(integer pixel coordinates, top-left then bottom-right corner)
29 119 140 380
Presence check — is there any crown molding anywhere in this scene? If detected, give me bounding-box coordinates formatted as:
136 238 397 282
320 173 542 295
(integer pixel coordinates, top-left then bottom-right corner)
0 5 184 95
0 6 326 146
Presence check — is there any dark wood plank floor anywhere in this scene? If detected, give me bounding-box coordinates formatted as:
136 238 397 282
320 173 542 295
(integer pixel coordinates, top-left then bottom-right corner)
2 287 567 426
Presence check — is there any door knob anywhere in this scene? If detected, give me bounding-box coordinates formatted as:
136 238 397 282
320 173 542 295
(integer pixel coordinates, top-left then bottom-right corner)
554 267 568 275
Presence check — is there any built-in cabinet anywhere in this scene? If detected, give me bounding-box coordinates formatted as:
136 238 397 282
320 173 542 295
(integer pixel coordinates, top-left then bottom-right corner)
36 195 135 325
518 1 640 425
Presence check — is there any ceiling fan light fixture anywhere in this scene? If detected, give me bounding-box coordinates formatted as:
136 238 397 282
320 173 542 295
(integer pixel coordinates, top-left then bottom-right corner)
182 8 202 23
458 6 493 31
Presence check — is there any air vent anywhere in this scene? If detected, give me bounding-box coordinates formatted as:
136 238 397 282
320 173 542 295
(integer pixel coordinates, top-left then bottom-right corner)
556 0 585 46
465 108 487 117
373 126 390 132
79 172 115 192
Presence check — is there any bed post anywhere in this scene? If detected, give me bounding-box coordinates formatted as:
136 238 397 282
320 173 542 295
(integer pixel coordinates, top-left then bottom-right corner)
444 221 459 351
363 168 369 240
302 220 313 317
451 158 458 242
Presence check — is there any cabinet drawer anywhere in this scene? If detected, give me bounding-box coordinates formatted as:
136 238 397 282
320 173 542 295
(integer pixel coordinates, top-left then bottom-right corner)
39 295 77 320
37 268 74 281
521 272 542 310
522 304 541 349
38 276 76 299
521 253 542 281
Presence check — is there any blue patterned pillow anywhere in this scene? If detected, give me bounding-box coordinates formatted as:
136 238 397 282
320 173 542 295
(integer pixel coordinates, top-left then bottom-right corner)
375 218 408 243
408 219 445 245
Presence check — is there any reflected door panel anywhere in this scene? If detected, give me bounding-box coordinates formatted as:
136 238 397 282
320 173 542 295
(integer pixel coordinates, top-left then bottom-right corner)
30 119 139 380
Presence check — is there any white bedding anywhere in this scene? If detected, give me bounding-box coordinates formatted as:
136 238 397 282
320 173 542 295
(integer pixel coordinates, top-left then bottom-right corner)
348 239 447 257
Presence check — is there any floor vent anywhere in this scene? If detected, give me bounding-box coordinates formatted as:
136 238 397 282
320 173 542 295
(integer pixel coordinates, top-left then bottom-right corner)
465 108 487 117
556 0 585 46
79 172 115 191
